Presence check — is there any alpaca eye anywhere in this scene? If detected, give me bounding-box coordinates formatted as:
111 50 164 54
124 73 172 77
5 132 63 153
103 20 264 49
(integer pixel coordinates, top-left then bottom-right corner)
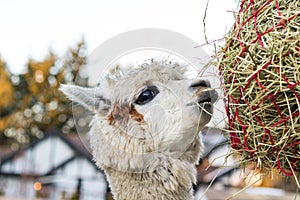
135 86 159 105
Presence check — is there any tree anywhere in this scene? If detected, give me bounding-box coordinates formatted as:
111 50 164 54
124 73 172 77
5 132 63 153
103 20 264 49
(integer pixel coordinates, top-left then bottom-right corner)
0 40 89 149
0 60 15 137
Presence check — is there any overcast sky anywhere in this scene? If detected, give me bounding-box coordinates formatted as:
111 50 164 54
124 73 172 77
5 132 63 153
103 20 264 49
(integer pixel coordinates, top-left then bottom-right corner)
0 0 237 74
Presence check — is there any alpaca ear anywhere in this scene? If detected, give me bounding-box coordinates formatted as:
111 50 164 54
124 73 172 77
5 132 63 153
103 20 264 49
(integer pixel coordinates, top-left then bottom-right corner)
59 84 111 113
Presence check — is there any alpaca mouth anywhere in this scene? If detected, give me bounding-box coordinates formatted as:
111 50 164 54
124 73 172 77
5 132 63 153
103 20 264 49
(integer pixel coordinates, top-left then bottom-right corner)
186 90 218 107
198 89 218 105
198 97 212 105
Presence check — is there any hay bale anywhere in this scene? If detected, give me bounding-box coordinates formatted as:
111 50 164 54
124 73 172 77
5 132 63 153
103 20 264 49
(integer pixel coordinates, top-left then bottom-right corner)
219 0 300 179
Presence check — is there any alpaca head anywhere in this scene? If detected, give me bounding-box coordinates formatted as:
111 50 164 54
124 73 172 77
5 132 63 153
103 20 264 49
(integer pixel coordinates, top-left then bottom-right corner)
60 61 218 172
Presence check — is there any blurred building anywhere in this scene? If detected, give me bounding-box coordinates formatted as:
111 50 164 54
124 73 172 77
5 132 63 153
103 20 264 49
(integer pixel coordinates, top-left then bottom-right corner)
0 129 107 200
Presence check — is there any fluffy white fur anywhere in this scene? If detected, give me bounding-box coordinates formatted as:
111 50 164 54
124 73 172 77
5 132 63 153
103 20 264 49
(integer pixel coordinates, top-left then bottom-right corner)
60 61 217 200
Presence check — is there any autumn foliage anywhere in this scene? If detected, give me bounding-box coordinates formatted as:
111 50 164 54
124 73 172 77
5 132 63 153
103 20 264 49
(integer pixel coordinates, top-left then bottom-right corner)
0 41 88 148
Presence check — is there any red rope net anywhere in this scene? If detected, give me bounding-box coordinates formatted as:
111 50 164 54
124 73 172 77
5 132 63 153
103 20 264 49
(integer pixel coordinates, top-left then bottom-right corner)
219 0 300 176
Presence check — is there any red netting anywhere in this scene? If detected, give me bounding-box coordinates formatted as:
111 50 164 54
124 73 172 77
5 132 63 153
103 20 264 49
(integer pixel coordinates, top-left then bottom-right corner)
219 0 300 176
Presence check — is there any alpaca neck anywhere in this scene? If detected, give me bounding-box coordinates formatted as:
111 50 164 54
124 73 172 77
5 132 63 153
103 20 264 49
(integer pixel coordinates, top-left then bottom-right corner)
103 138 201 200
104 158 196 200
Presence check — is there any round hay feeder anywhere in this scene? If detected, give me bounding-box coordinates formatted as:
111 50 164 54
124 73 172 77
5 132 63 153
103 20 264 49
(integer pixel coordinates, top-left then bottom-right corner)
219 0 300 178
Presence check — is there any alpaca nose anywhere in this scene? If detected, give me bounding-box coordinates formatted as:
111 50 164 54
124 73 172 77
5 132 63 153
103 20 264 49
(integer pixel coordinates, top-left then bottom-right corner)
190 80 218 104
190 80 211 89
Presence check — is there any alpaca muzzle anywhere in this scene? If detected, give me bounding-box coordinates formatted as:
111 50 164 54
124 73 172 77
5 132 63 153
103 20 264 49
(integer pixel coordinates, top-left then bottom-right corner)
190 80 218 105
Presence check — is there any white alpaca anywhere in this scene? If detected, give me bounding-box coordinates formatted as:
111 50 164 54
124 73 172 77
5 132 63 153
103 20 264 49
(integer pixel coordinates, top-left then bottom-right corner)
60 61 217 200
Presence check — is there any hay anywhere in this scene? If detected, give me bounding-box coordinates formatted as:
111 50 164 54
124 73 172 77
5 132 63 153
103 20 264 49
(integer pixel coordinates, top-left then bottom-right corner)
218 0 300 180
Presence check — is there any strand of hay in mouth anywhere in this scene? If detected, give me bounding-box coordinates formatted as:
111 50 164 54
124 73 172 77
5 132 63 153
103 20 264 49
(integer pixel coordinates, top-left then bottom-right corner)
218 0 300 181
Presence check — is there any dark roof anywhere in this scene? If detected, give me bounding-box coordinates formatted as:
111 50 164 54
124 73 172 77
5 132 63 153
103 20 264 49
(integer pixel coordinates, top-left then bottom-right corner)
0 147 13 161
0 129 100 177
65 132 92 158
0 129 92 164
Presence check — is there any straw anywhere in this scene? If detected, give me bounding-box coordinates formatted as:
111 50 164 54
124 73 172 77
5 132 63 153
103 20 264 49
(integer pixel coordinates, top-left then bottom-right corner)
218 0 300 179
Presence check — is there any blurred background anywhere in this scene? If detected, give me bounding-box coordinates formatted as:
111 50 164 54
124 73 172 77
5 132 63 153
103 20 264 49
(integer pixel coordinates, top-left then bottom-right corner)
0 0 298 199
